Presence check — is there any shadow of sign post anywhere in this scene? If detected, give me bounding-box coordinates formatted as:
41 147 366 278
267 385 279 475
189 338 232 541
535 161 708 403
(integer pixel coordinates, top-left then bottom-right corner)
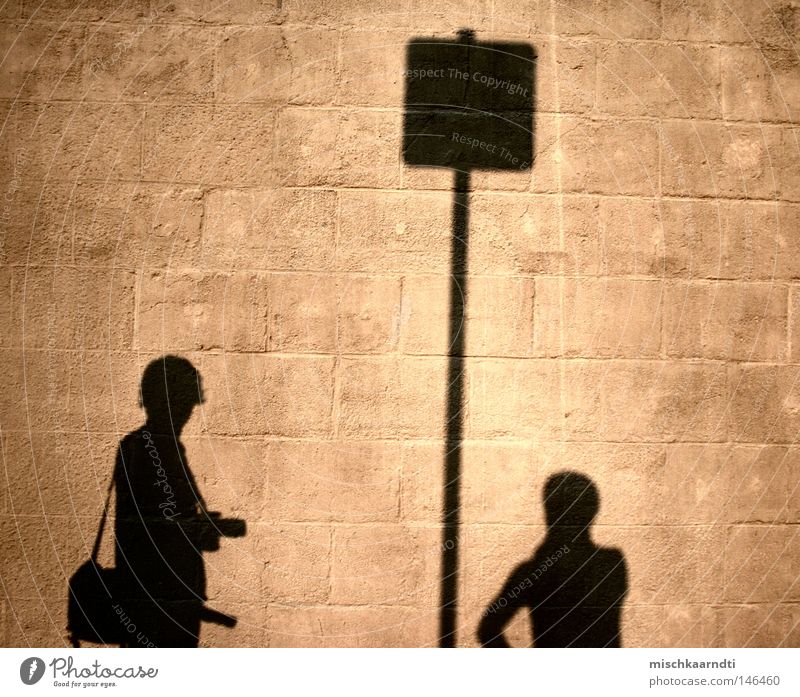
403 29 535 648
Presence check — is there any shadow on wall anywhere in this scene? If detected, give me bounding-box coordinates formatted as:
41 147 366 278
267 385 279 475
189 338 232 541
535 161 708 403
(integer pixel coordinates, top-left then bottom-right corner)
403 29 536 648
68 356 245 647
478 472 628 648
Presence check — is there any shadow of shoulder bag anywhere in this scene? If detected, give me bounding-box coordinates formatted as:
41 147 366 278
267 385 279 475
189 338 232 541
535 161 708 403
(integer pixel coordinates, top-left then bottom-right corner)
66 478 125 647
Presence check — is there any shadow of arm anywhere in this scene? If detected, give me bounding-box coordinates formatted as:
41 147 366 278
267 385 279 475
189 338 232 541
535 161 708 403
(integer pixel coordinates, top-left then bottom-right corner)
477 605 514 648
477 563 533 648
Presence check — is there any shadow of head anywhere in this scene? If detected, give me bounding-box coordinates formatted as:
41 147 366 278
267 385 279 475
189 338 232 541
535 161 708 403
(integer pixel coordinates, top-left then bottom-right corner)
139 355 204 432
543 471 600 529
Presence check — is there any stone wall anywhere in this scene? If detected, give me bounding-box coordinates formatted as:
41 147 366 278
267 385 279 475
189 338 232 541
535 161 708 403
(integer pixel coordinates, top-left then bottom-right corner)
1 0 799 647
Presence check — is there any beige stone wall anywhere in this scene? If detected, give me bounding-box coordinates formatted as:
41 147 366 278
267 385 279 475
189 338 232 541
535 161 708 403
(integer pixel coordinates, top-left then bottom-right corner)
1 0 799 647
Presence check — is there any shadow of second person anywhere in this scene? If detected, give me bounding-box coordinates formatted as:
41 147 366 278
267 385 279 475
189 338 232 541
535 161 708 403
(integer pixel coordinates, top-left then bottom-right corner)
478 471 627 648
114 356 245 647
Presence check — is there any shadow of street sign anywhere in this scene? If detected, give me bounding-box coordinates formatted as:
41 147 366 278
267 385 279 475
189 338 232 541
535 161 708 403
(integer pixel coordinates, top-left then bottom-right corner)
404 33 534 171
402 30 535 649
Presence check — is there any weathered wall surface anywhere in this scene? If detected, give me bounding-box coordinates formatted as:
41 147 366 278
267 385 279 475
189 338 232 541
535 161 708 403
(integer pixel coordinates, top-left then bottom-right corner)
1 0 799 647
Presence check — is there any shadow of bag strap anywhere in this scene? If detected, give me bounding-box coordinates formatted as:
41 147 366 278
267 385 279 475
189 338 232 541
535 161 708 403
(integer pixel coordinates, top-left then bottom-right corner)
90 475 114 563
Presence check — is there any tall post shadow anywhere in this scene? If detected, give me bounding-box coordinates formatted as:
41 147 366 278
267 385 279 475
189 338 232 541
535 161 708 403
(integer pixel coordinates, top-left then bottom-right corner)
68 356 245 647
403 31 535 647
478 472 628 648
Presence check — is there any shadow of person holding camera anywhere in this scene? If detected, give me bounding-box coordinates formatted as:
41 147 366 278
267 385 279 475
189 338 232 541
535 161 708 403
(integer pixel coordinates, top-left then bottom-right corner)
478 471 627 648
111 356 245 647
